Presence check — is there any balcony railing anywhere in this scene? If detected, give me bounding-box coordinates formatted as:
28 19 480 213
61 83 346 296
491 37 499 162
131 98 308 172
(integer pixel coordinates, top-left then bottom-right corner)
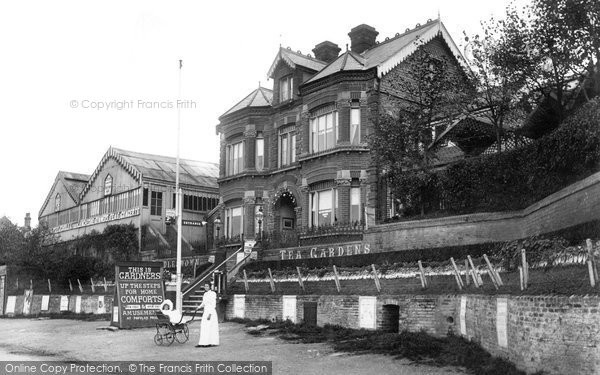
260 222 365 250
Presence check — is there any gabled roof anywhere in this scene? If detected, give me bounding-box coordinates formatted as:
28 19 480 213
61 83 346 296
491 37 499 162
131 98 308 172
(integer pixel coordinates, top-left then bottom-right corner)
267 47 327 78
305 19 468 84
221 86 273 118
80 147 219 199
39 171 90 217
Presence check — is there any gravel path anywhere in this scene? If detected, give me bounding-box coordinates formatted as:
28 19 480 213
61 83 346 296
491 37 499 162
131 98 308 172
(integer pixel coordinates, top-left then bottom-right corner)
0 318 467 375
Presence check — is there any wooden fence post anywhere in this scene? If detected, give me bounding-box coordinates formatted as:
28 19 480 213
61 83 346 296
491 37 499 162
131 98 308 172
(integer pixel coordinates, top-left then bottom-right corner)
587 239 598 283
371 264 381 293
588 260 596 287
333 265 341 293
450 257 464 289
77 279 83 293
69 279 73 292
243 269 249 293
90 278 95 293
267 268 275 293
521 249 529 289
464 260 470 286
518 266 524 291
418 261 428 288
48 279 52 294
296 267 305 292
103 277 108 292
483 254 503 286
467 256 480 287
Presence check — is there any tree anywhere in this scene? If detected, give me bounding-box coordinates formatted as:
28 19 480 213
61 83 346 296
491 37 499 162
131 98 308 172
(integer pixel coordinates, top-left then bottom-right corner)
0 217 24 265
370 39 473 215
501 0 597 123
464 16 533 153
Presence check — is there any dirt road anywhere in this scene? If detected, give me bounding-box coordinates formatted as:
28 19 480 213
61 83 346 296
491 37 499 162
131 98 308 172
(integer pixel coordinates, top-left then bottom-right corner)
0 318 466 375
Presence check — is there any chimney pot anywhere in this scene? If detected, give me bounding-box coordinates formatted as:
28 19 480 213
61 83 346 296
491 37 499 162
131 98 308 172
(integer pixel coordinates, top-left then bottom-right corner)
312 41 341 63
348 24 379 54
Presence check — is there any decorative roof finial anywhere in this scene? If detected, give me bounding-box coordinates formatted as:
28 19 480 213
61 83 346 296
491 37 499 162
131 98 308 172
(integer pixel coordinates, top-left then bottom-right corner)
258 81 261 88
438 9 441 20
346 43 349 51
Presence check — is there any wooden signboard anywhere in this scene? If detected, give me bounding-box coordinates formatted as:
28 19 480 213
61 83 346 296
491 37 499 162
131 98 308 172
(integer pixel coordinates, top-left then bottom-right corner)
111 261 165 329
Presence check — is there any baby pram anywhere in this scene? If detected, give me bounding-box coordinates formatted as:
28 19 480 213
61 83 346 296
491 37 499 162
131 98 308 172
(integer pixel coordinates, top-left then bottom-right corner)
153 302 200 346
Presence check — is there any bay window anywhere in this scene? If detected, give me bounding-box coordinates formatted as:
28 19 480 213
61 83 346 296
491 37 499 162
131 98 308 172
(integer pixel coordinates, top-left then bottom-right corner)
309 188 338 227
225 206 243 238
350 187 361 223
310 108 338 153
226 141 244 176
256 137 264 171
350 107 361 145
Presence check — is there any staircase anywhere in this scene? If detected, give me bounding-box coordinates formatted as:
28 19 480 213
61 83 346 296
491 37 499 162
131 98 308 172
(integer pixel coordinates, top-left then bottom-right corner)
181 245 247 314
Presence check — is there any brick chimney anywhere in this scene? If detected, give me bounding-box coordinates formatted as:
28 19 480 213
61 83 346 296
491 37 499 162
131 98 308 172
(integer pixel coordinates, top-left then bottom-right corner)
312 41 341 63
24 212 31 231
348 24 379 54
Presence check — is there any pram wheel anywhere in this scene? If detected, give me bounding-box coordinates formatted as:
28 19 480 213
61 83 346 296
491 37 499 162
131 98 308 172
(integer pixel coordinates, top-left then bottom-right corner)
175 324 189 343
154 333 164 346
164 331 175 346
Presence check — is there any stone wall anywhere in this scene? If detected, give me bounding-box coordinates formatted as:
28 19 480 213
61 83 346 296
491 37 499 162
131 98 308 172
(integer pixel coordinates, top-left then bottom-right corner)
225 293 600 375
365 171 600 252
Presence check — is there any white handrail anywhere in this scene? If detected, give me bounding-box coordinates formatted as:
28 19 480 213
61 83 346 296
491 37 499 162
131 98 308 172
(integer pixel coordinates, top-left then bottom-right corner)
182 245 244 297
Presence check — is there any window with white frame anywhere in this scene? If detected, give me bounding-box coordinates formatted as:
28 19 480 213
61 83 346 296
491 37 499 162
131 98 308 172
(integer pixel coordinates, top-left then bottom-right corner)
104 174 113 196
279 75 293 102
226 141 244 176
150 191 162 216
310 108 338 153
278 127 296 167
350 107 361 145
225 206 243 238
350 187 361 223
309 188 338 227
54 194 61 212
255 136 264 171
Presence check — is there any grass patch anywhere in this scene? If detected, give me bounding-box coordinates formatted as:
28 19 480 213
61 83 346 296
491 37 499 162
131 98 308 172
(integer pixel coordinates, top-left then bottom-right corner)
230 318 531 375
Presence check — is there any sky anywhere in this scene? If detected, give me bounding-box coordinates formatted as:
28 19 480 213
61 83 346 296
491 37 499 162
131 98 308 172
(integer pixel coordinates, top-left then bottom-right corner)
0 0 521 227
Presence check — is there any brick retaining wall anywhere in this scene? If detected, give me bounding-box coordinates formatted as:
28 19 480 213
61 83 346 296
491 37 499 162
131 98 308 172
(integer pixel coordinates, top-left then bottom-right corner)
225 293 600 375
364 171 600 251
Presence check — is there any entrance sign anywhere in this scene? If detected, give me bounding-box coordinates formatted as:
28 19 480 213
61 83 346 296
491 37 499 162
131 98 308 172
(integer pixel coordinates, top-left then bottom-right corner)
282 295 297 323
359 296 377 329
0 266 6 315
97 295 106 314
233 294 245 319
460 296 467 336
112 261 165 328
496 298 508 347
5 296 16 314
23 290 33 315
41 295 50 311
60 296 69 311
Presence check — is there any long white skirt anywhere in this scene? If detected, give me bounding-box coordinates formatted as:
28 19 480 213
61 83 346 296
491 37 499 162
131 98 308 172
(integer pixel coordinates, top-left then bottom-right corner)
198 308 219 346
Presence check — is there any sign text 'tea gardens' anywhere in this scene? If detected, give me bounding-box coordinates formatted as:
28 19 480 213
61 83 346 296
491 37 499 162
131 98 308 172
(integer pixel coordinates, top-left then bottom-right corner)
279 242 371 260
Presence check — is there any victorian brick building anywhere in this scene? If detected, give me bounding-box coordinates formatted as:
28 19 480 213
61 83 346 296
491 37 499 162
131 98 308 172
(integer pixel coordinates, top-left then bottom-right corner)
216 19 467 247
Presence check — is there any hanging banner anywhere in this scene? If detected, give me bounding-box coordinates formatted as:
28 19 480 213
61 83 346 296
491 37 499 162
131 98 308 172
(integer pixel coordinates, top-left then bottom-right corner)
112 261 165 329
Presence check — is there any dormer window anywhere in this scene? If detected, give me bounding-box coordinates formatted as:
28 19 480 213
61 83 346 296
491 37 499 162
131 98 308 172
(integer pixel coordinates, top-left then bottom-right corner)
55 193 61 212
279 75 293 102
104 174 113 196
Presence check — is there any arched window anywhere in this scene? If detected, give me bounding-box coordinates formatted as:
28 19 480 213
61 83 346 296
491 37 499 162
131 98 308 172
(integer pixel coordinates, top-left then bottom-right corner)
104 174 113 196
55 193 61 212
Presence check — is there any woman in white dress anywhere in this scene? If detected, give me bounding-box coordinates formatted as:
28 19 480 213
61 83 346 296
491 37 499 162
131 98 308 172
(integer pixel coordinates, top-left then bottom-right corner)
195 283 219 347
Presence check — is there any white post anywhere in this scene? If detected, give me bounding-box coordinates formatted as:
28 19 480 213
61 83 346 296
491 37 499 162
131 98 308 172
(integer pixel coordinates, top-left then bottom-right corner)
175 59 184 312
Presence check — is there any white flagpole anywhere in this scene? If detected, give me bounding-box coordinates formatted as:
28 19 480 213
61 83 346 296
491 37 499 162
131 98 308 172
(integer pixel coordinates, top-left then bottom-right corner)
175 59 183 312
